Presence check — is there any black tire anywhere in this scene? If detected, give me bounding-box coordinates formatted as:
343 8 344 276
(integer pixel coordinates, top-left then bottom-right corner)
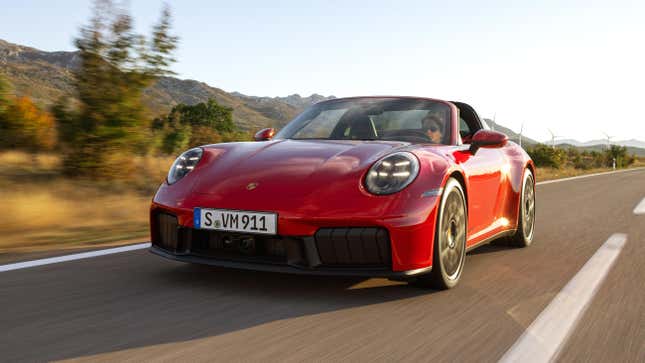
414 178 467 289
508 169 535 247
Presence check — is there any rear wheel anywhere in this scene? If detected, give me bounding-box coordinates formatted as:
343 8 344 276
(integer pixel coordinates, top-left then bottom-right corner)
508 169 535 247
414 178 467 289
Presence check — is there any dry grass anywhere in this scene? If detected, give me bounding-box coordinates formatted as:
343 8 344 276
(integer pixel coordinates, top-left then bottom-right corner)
0 151 173 253
0 151 642 254
0 150 61 174
535 166 615 182
632 157 645 167
0 182 151 252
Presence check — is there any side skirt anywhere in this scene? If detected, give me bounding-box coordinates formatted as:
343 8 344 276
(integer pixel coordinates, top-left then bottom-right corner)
466 229 516 253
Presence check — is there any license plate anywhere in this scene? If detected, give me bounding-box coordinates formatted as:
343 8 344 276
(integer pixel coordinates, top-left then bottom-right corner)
194 208 277 235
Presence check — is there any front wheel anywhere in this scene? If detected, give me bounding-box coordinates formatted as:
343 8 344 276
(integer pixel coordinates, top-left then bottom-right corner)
414 178 467 289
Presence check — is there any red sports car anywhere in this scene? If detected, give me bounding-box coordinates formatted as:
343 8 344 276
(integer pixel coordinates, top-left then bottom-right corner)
150 96 535 289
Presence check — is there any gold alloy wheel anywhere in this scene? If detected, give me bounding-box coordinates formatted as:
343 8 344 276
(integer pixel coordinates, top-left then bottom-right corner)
439 180 467 280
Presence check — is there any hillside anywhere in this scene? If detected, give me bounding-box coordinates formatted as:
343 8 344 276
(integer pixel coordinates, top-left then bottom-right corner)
482 119 538 145
4 37 638 154
0 39 333 131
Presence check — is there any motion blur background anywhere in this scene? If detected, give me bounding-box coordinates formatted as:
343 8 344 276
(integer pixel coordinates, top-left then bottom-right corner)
0 0 643 254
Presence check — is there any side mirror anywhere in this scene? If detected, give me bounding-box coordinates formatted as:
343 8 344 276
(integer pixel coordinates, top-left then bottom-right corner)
469 130 508 154
254 128 276 141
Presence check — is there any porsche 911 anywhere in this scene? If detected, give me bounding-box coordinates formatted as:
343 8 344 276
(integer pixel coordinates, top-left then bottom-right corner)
150 96 536 289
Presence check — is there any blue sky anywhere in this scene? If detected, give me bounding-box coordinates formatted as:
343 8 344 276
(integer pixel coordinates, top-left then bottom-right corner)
1 0 644 142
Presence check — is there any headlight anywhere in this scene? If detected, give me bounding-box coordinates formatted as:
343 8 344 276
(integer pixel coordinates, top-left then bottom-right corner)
167 148 203 184
364 152 419 195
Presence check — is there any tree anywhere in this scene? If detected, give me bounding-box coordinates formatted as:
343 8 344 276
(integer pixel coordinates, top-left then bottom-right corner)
0 96 56 152
59 0 178 177
154 99 236 154
156 109 192 154
605 145 632 168
174 99 235 132
526 144 565 168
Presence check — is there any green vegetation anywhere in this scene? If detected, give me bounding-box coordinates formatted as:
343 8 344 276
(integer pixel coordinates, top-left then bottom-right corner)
152 99 251 154
526 143 636 170
0 1 251 181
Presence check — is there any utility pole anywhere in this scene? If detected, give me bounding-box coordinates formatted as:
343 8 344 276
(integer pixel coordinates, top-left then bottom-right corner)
519 123 524 148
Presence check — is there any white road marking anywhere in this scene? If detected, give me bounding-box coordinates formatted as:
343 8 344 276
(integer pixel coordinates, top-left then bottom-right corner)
0 242 151 273
634 197 645 215
536 167 645 186
499 233 627 363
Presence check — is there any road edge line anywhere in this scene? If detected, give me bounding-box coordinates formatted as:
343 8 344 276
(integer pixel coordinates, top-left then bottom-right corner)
498 233 627 363
0 242 151 273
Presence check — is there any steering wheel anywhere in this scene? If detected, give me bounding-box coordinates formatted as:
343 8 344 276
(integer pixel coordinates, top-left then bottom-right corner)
381 129 434 143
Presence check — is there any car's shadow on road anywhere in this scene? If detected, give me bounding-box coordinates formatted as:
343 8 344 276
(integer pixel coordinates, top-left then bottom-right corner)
160 261 433 298
12 258 440 362
153 262 436 317
467 243 513 255
119 263 438 357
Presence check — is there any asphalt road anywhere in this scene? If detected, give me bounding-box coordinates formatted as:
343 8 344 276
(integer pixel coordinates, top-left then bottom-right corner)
1 169 644 362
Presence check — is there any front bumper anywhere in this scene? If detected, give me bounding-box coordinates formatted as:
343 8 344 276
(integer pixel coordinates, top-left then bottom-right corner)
150 166 442 272
150 246 431 278
150 208 436 277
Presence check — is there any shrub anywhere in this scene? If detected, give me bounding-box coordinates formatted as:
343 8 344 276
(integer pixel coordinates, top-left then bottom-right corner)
152 99 251 154
526 144 565 168
604 145 632 168
0 96 57 152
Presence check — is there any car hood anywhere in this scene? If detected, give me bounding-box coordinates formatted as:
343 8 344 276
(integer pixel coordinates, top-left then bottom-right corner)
191 139 411 197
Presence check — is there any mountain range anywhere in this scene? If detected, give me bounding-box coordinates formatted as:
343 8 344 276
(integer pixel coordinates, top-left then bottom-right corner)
0 39 334 131
1 38 643 155
483 120 645 154
552 138 645 149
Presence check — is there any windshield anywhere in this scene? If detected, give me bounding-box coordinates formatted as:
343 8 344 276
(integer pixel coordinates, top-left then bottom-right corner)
275 98 452 144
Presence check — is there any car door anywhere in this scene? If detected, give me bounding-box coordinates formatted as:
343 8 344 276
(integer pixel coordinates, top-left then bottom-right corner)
462 148 505 237
456 118 506 239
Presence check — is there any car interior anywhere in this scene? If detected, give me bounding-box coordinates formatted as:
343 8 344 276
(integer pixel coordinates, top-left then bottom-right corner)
452 101 484 144
296 100 484 146
331 108 452 144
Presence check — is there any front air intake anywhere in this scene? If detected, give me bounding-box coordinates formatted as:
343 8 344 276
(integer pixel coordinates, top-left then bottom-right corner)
153 213 179 251
314 227 391 267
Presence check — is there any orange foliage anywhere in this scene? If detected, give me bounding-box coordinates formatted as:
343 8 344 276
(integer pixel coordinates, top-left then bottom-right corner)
0 96 56 151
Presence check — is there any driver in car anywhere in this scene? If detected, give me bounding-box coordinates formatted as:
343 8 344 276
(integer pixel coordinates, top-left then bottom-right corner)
422 114 444 143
